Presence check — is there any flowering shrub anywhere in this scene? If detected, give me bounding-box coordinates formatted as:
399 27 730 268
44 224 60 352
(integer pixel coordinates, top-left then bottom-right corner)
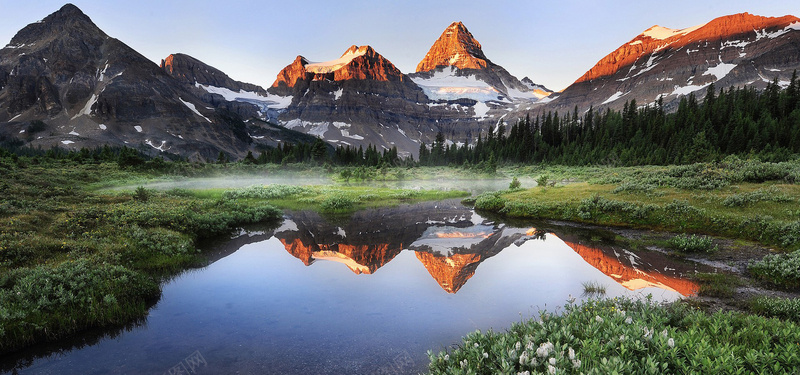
427 297 800 374
0 260 159 353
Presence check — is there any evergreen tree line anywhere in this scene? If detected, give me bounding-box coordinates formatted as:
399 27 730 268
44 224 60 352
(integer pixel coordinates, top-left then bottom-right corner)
240 138 405 167
418 72 800 166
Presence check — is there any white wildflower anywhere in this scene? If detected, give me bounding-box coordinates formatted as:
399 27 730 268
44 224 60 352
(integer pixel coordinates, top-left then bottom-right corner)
483 352 488 359
625 316 633 324
460 359 468 369
515 341 522 351
536 342 554 358
519 352 529 366
595 315 604 323
668 338 675 348
444 354 449 361
568 347 575 360
549 357 556 365
548 364 557 374
661 329 669 338
474 342 479 348
518 371 530 375
643 327 653 340
572 359 582 369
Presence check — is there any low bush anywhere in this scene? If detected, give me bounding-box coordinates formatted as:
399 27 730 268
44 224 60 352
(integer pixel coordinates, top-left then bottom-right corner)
0 259 159 353
722 186 794 207
475 192 506 212
427 297 800 374
749 296 800 323
222 184 313 200
320 195 357 211
668 234 718 253
749 250 800 289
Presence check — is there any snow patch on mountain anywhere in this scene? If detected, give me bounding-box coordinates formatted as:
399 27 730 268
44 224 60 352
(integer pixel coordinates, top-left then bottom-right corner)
602 91 626 105
305 48 367 74
411 67 501 102
704 62 737 80
642 23 705 40
71 94 97 119
473 101 490 118
670 83 711 97
285 119 330 137
179 97 211 123
195 83 292 109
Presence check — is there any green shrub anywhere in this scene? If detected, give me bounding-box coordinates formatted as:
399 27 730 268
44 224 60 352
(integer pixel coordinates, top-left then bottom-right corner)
320 195 356 211
668 234 718 253
722 186 793 207
427 297 800 374
536 174 549 188
509 177 522 190
475 192 505 212
222 184 313 200
749 250 800 289
612 182 657 194
0 260 159 353
132 186 150 202
749 296 800 323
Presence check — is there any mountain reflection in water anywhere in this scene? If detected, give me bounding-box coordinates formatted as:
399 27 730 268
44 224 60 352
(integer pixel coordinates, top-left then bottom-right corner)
269 200 699 296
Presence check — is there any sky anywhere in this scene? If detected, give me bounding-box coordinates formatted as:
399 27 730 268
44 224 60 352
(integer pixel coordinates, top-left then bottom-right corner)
0 1 797 91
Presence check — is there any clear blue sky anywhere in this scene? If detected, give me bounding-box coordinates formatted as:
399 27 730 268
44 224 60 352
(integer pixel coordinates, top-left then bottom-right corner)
0 1 797 91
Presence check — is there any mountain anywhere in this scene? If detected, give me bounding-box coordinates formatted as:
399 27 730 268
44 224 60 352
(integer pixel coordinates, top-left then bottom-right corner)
0 4 277 160
539 13 800 113
158 52 315 149
267 23 552 157
411 22 549 103
267 45 485 156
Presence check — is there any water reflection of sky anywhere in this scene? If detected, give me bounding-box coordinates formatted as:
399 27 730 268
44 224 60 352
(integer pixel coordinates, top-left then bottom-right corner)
6 206 704 375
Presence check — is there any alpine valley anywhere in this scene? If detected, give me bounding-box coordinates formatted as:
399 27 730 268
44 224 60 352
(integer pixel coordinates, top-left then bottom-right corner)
1 4 799 159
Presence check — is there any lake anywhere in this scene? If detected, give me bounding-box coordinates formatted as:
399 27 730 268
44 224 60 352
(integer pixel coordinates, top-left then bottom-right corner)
1 199 707 375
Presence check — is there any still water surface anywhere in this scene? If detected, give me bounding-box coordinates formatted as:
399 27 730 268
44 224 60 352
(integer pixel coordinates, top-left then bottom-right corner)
2 200 706 374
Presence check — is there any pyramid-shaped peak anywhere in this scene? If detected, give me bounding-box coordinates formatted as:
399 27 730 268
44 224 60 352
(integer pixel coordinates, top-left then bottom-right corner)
57 3 85 15
416 22 489 72
9 3 105 46
45 3 93 23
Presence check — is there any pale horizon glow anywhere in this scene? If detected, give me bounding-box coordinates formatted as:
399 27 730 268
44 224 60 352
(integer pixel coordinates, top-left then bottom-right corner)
0 1 797 92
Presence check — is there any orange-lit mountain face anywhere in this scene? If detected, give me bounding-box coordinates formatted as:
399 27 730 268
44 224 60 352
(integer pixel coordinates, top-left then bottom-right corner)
269 45 406 93
414 252 482 293
576 13 800 84
416 22 489 72
411 22 550 101
562 240 699 296
279 237 400 275
534 12 800 116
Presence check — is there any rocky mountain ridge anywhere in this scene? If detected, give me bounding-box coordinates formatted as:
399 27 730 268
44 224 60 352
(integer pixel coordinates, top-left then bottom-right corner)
532 12 800 116
0 4 318 160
